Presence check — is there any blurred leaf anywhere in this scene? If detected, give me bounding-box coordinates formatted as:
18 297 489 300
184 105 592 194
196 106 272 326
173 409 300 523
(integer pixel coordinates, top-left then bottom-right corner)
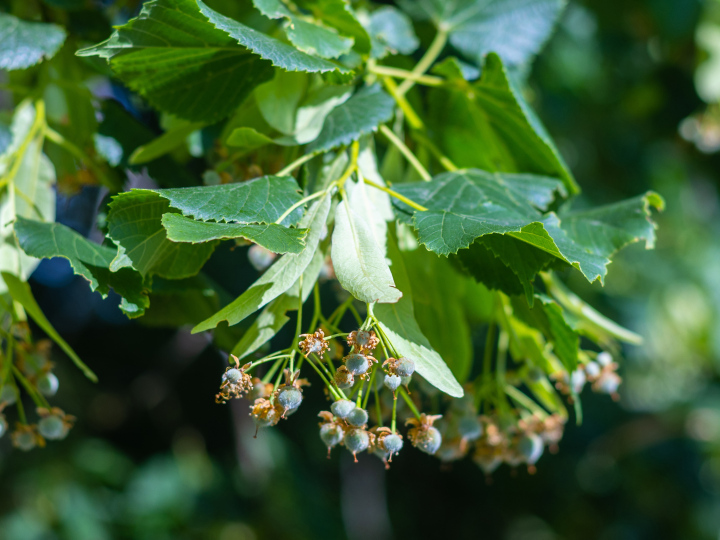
0 14 66 70
295 0 371 54
13 217 149 317
308 85 395 153
375 241 464 397
429 53 578 195
0 102 56 295
397 0 565 68
1 272 97 381
193 193 331 332
255 71 309 136
404 249 474 383
162 214 308 253
368 6 419 58
129 122 205 165
140 275 220 327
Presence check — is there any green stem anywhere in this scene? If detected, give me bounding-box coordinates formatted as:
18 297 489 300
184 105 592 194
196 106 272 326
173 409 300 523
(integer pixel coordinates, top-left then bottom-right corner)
398 387 421 419
275 190 326 225
380 76 425 130
277 152 315 176
475 320 496 412
375 377 384 428
397 29 448 97
362 178 427 211
12 365 49 409
505 385 548 419
262 358 284 385
348 303 363 326
246 353 291 371
304 354 342 400
362 364 376 409
379 125 431 181
370 65 444 87
390 388 397 432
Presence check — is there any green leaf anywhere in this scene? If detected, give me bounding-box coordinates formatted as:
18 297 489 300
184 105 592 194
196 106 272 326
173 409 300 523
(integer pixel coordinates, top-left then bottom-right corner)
403 249 474 384
192 193 331 332
255 71 309 135
1 271 97 382
231 246 325 359
457 234 561 304
197 0 352 76
393 168 565 255
374 240 464 397
226 127 276 151
77 0 275 122
276 85 354 145
331 184 401 304
254 0 354 59
395 169 663 284
398 0 565 68
511 293 579 372
368 6 420 58
0 14 67 70
308 85 395 153
295 0 371 55
0 101 57 295
129 121 205 165
429 53 578 195
162 213 308 253
143 175 305 226
13 217 149 317
107 191 216 279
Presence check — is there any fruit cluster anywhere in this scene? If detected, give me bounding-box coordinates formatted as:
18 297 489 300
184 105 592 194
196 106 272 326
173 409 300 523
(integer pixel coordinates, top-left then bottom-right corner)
0 322 74 452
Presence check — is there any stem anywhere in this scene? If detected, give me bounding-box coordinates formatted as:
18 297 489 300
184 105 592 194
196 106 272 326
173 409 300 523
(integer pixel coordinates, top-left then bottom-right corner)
475 320 496 412
304 354 341 400
272 357 289 395
277 152 315 176
247 353 291 371
374 377 384 427
390 388 397 432
505 385 548 419
356 377 364 407
379 125 431 181
274 190 326 224
12 365 49 409
310 283 322 333
398 387 421 419
397 29 448 97
362 178 427 211
370 65 444 87
380 76 424 130
262 358 284 384
336 141 360 190
496 330 510 411
362 364 376 409
347 303 363 326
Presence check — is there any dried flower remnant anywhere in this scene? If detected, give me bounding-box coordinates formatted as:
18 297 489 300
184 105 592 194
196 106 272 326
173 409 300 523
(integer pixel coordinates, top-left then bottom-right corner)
299 329 330 357
216 355 253 403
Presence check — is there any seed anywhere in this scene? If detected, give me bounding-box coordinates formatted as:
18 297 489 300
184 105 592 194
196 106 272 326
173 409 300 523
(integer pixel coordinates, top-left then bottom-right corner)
457 416 482 441
331 399 355 419
345 354 370 376
38 415 68 440
346 407 369 427
395 357 415 378
414 426 442 455
517 433 544 465
382 433 403 456
277 387 303 412
383 374 401 392
0 385 17 405
224 368 242 383
37 373 59 397
320 423 344 450
334 366 354 389
344 429 370 459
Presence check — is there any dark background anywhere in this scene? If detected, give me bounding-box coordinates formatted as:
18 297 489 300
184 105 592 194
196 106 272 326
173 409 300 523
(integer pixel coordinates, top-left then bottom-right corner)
2 0 720 539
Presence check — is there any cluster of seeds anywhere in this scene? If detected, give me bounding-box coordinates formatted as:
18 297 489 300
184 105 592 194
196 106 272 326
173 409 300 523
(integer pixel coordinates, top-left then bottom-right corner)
553 351 622 401
0 334 75 452
215 310 618 477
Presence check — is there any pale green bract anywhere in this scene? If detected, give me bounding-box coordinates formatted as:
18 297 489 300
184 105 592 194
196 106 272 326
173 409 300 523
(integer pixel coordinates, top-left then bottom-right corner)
0 14 67 70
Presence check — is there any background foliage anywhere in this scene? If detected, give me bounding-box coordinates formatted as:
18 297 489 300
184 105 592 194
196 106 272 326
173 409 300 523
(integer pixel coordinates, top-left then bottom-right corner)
1 0 719 539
